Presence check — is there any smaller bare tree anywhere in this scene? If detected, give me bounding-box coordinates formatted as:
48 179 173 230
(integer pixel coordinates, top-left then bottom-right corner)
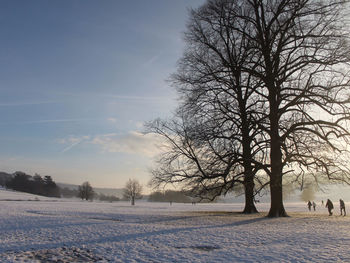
78 181 94 201
123 179 142 205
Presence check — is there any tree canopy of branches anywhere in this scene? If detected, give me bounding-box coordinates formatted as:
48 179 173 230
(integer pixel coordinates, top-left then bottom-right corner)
123 179 142 205
238 0 350 217
148 0 272 213
149 0 350 217
78 181 94 201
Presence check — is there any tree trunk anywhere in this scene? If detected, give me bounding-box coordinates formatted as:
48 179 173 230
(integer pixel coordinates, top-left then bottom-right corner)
131 196 135 205
242 175 258 214
268 172 287 217
267 80 288 217
267 108 287 217
239 89 258 214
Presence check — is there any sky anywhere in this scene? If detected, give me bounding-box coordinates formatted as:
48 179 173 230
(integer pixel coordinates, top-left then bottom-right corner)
0 0 206 189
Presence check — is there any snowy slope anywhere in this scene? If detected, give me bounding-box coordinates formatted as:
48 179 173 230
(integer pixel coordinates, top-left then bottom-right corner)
0 189 349 262
0 188 61 201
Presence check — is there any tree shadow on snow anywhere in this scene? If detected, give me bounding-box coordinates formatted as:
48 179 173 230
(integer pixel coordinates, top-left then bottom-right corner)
1 213 269 253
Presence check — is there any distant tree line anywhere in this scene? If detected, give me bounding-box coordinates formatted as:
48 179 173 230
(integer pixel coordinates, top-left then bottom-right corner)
0 172 13 187
97 193 120 202
1 172 122 202
148 190 192 203
60 187 79 198
6 171 60 197
61 182 120 202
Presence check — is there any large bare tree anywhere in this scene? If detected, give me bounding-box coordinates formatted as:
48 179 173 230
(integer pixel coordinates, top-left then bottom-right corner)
188 0 350 217
240 0 350 216
148 0 270 213
151 0 350 217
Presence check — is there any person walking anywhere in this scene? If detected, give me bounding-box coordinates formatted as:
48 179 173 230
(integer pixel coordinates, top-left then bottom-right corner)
340 199 346 216
307 200 312 211
325 199 334 216
312 201 316 211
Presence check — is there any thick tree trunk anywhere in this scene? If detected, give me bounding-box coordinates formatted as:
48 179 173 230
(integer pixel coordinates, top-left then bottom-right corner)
239 88 258 214
131 196 135 205
267 102 287 217
268 172 287 217
242 174 258 214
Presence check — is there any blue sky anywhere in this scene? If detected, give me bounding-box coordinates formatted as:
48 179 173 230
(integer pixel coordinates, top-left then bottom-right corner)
0 0 205 189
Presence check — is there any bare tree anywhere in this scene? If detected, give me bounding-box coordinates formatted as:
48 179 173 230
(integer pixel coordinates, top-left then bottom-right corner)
191 0 350 217
151 0 350 217
238 0 350 216
149 0 270 213
78 181 94 201
123 179 143 205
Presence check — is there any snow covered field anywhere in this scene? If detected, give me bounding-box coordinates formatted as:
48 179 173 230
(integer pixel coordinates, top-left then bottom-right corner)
0 189 349 262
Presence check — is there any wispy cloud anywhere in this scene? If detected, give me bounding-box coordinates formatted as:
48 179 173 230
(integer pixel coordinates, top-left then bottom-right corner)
59 135 91 153
61 140 82 153
91 131 164 157
58 132 164 157
142 51 163 67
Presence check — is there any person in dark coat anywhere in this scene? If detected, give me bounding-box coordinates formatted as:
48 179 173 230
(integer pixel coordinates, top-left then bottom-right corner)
340 199 346 216
312 201 316 211
325 199 334 216
307 200 312 211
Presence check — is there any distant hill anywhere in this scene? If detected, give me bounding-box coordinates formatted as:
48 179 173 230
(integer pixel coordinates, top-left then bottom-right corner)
57 183 124 198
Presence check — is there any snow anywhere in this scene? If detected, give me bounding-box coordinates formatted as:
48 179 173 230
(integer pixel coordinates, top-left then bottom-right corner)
0 189 349 262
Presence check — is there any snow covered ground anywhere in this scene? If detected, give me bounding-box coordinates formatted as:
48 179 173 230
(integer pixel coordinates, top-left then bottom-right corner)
0 189 349 262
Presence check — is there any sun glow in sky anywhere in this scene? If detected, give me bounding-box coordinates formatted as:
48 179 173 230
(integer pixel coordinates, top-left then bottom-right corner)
0 0 205 188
